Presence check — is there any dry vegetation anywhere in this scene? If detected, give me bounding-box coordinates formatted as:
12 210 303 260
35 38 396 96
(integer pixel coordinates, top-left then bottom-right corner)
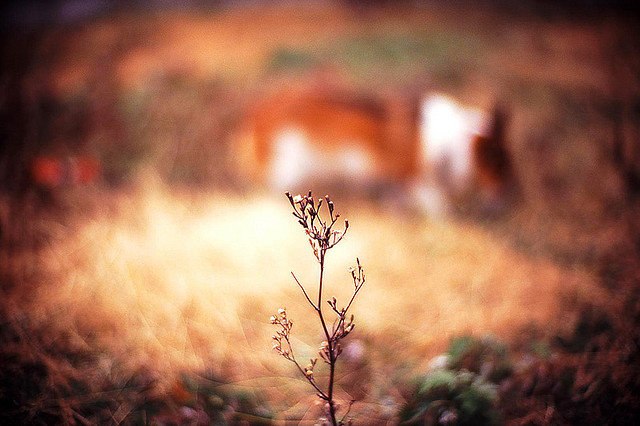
2 1 640 424
0 182 612 423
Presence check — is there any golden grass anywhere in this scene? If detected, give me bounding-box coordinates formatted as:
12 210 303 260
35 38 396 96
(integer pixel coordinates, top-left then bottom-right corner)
1 1 633 421
11 181 604 403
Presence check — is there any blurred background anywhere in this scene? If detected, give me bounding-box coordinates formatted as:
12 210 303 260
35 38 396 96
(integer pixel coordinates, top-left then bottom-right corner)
1 0 639 424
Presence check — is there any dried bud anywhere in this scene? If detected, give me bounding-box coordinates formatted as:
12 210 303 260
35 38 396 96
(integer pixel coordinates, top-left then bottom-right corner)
344 219 349 229
278 308 286 315
285 191 294 206
306 204 315 216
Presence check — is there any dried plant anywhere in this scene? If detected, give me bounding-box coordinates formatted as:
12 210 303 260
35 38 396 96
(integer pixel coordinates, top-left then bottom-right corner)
270 191 365 425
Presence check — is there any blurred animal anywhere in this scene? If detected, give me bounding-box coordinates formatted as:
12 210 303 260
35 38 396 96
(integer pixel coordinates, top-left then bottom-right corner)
415 95 514 215
235 84 420 197
235 84 514 214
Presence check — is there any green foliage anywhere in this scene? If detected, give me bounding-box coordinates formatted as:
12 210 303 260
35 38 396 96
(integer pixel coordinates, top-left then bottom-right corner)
180 373 273 424
447 336 512 384
267 48 317 72
266 31 488 85
530 340 552 359
399 369 500 425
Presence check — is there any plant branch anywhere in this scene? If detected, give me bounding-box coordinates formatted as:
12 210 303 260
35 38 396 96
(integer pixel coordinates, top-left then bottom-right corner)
283 335 328 400
274 192 365 426
291 272 318 311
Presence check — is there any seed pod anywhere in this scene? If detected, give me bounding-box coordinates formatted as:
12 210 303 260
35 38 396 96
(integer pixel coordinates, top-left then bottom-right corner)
285 192 295 207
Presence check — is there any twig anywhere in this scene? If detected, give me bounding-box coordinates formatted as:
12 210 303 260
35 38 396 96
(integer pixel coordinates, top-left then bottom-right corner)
291 272 318 311
271 192 365 425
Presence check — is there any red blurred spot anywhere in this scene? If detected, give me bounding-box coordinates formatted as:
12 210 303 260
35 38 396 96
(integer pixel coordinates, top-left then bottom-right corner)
31 156 63 188
73 156 100 184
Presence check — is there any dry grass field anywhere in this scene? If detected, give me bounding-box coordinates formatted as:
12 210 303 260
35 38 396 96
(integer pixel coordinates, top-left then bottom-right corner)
2 0 640 424
0 182 617 423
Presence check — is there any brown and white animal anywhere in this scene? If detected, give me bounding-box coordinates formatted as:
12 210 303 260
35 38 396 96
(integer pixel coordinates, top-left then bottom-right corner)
414 94 514 214
234 83 514 215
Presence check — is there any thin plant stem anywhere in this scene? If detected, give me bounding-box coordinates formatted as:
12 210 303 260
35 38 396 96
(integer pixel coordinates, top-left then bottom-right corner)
291 272 318 311
317 251 338 425
283 335 328 400
271 192 364 426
